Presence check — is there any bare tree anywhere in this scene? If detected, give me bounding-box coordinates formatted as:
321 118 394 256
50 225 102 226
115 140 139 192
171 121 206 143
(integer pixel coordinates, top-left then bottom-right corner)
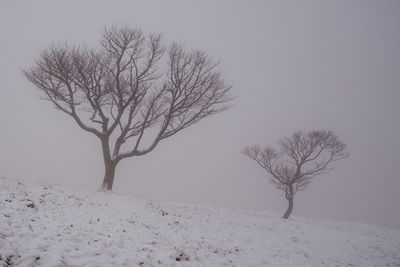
23 25 233 190
243 130 348 219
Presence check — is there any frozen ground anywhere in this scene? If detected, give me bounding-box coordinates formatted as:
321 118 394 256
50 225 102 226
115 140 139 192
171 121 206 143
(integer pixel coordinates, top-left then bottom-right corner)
0 177 399 266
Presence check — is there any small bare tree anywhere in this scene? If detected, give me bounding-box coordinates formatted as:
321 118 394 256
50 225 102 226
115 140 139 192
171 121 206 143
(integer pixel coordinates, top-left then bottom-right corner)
23 25 233 190
243 130 348 219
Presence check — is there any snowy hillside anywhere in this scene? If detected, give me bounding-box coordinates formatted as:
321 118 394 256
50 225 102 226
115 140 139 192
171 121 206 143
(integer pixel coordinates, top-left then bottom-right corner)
0 177 399 266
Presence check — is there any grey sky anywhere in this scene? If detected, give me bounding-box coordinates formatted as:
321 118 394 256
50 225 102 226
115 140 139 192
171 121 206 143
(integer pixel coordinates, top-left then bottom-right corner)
0 0 399 228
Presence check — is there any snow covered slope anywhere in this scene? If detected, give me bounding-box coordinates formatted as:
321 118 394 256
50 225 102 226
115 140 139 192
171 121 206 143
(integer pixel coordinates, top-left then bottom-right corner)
0 177 399 266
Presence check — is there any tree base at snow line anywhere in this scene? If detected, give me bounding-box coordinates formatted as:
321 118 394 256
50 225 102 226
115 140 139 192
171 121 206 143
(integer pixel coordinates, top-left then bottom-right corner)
101 179 113 191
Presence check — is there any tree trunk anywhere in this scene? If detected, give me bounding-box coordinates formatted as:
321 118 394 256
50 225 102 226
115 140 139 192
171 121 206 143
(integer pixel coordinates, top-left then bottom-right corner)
283 196 294 219
101 160 116 190
100 137 117 190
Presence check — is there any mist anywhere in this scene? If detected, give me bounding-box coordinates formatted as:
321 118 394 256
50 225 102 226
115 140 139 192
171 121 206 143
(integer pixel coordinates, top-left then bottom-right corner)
0 0 399 229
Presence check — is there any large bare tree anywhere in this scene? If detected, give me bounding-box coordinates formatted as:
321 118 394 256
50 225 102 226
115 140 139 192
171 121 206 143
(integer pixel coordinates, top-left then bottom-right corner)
24 25 233 190
243 130 348 219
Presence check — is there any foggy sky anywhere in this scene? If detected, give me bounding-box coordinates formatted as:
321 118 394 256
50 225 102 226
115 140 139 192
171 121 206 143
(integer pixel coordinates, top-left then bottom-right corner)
0 0 399 229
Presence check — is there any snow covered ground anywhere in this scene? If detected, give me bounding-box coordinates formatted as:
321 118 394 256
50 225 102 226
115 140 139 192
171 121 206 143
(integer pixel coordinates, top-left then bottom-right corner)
0 177 399 266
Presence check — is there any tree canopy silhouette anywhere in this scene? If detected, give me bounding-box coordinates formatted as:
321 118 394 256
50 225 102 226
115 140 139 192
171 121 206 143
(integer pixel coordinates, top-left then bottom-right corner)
243 130 348 219
24 25 233 190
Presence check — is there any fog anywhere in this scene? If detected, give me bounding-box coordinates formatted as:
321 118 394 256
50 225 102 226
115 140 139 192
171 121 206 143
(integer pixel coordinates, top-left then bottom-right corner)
0 0 399 229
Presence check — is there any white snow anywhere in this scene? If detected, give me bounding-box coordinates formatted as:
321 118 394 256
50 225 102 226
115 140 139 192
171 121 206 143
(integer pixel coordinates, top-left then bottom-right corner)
0 177 399 266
